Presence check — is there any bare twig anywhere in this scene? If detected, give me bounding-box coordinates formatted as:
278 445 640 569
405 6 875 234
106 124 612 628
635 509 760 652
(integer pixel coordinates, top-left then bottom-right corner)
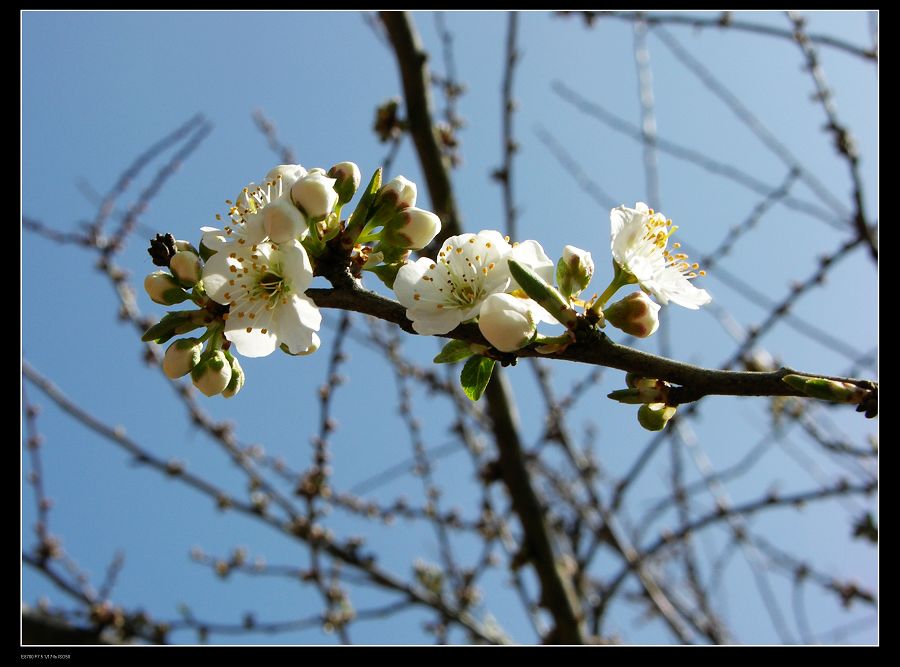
561 11 877 61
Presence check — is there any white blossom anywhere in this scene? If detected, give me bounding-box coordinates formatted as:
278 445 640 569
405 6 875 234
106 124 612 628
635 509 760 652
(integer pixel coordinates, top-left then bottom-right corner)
394 231 513 335
610 202 711 309
202 240 321 358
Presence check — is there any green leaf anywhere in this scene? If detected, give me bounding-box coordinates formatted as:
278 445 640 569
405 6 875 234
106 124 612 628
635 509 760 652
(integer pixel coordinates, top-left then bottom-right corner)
507 259 578 328
141 311 203 344
345 167 383 242
434 339 476 364
367 261 404 289
460 355 495 401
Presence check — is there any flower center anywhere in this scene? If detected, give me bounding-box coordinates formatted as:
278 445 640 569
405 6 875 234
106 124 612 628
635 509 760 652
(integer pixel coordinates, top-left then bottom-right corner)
247 266 291 309
642 209 706 280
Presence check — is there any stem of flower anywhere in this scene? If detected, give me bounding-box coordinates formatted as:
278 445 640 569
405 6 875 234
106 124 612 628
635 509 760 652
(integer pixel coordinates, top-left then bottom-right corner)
534 333 574 347
198 324 223 352
591 265 635 314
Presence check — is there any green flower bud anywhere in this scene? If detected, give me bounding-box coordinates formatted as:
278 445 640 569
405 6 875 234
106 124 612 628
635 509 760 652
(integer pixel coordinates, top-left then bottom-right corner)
556 245 594 299
144 271 190 306
169 250 203 288
637 403 677 431
221 351 245 398
782 374 869 404
162 338 203 379
191 350 233 397
507 258 579 329
175 240 199 255
605 292 661 338
327 161 361 205
608 377 669 404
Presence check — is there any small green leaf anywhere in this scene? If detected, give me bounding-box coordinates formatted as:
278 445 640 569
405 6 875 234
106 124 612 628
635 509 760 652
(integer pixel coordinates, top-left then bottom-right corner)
507 259 578 328
141 311 202 344
367 261 405 289
345 167 383 242
460 355 495 401
434 339 476 364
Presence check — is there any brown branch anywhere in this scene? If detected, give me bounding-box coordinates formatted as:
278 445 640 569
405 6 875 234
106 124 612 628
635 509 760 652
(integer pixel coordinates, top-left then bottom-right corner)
380 11 587 644
304 283 876 406
379 11 462 252
483 370 587 643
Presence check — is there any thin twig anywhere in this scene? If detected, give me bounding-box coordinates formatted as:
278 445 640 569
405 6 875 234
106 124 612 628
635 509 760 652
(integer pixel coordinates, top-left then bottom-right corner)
562 11 877 61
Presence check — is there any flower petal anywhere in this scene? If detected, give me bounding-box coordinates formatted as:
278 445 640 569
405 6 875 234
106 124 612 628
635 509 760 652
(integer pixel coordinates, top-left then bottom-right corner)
274 293 322 354
202 250 240 304
277 240 314 294
225 310 279 358
508 240 554 286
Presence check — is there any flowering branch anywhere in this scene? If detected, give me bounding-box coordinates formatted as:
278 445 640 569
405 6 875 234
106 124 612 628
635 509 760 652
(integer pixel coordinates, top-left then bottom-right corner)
304 282 875 407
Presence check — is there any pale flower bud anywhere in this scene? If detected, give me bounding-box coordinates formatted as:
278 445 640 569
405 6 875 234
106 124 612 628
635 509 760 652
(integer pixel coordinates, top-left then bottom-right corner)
169 251 203 288
384 207 442 250
163 338 203 379
144 271 189 305
265 164 308 194
327 161 361 205
290 172 339 220
604 292 661 338
478 293 537 353
637 402 677 431
263 198 308 244
556 245 594 299
379 175 417 210
221 352 245 399
191 350 233 397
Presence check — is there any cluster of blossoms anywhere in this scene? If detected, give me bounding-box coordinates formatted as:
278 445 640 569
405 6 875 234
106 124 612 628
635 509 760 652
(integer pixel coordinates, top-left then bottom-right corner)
142 161 442 397
142 159 709 429
390 201 709 427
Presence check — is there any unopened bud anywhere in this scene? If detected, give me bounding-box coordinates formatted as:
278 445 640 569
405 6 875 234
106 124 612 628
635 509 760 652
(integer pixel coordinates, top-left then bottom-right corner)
478 293 537 353
265 164 308 194
222 351 245 398
263 198 308 244
556 245 594 299
169 250 202 288
191 350 233 397
291 172 339 220
378 176 417 210
782 374 869 404
144 271 190 305
163 338 203 379
637 403 677 431
605 292 660 338
328 161 361 205
608 377 669 404
383 207 442 250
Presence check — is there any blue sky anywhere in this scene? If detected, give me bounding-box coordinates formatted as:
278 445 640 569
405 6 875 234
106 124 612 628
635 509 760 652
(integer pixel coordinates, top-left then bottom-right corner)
22 11 877 645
